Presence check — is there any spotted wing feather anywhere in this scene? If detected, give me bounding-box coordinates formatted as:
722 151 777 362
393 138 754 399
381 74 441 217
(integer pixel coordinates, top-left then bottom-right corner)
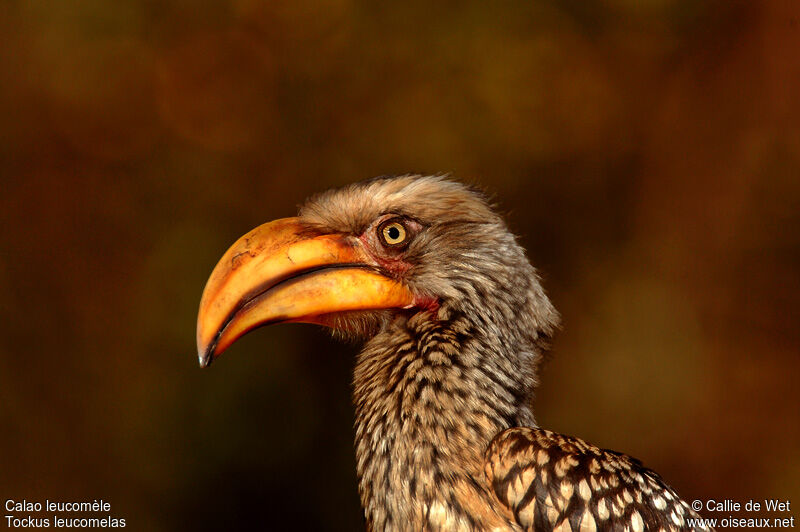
484 427 713 531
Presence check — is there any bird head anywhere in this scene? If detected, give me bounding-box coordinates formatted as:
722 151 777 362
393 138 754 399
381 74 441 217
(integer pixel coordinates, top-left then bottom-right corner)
196 175 559 367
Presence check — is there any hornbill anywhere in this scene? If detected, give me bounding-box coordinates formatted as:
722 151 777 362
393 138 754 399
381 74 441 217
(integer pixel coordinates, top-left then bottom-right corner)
196 175 712 531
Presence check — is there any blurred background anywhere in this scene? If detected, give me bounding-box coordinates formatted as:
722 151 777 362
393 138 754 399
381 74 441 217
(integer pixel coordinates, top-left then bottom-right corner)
1 0 799 529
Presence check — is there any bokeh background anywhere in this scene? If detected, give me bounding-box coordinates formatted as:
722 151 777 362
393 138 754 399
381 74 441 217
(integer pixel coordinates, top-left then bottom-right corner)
2 1 799 530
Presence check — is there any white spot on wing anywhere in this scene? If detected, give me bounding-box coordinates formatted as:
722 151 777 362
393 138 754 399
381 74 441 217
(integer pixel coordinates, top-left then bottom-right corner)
597 499 610 520
560 480 574 500
581 512 597 532
554 520 571 532
578 479 591 500
631 510 644 532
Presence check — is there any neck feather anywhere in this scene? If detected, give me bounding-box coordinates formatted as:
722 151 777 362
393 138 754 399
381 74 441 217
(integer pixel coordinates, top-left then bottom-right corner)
351 306 540 530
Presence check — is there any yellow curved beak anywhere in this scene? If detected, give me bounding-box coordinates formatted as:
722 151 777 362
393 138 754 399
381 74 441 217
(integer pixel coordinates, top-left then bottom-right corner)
196 217 414 367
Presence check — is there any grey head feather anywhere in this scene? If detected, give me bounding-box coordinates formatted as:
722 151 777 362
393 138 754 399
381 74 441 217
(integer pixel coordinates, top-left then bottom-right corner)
298 174 560 379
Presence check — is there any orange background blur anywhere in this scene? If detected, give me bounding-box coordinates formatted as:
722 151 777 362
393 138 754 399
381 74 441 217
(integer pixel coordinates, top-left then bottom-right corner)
1 1 799 530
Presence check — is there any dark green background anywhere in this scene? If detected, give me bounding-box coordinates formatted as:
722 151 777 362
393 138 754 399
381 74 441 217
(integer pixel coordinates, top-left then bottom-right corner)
2 1 798 529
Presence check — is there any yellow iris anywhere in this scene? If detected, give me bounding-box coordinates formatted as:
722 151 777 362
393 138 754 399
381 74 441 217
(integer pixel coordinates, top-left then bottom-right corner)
381 221 407 246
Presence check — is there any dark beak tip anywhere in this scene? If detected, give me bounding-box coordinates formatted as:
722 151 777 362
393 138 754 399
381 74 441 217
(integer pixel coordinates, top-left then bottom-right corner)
196 330 221 368
197 346 216 368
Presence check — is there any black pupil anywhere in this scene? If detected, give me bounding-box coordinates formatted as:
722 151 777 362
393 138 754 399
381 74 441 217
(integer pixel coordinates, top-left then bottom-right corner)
387 226 401 240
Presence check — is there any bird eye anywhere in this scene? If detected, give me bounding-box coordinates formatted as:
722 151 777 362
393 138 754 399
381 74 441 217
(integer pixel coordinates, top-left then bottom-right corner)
378 220 408 247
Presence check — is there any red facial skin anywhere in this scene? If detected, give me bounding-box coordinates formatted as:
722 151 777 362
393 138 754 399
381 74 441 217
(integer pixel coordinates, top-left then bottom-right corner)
357 216 440 316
